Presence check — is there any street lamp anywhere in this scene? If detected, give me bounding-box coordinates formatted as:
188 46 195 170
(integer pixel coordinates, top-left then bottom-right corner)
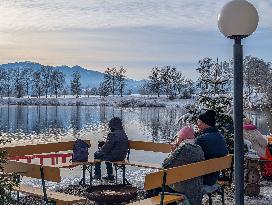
218 1 258 205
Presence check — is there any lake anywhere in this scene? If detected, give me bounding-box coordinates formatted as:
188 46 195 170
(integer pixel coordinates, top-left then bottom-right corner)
0 105 270 188
0 105 270 143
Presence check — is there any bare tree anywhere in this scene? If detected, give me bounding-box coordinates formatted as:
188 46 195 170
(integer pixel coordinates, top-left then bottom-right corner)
148 67 163 97
98 81 111 97
41 65 52 98
116 66 126 97
70 71 82 98
32 71 43 98
50 69 65 98
13 68 25 98
23 68 33 97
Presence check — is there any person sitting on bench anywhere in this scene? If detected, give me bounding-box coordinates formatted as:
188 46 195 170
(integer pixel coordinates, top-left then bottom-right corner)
195 110 228 186
93 117 128 181
150 126 205 205
171 126 195 151
243 117 268 158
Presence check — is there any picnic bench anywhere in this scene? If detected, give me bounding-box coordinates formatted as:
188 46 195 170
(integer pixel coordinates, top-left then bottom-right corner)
128 155 233 205
1 140 91 204
59 140 172 185
3 160 86 205
3 140 91 165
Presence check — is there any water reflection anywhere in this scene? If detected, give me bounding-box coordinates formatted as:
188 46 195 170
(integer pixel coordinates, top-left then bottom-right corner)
0 105 270 144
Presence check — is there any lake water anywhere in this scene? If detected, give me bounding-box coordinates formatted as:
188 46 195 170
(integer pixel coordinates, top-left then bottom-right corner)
0 105 270 188
0 105 270 143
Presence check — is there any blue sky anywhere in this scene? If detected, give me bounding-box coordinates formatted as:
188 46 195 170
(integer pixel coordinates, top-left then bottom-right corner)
0 0 271 80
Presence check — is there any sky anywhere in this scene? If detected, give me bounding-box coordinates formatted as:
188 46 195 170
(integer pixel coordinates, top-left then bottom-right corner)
0 0 271 80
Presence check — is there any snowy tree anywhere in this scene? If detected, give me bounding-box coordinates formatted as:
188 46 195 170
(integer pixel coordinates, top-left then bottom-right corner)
90 87 98 96
13 68 25 98
84 87 91 97
3 70 12 97
102 67 117 96
32 71 43 98
50 70 65 98
62 86 69 98
182 79 195 99
175 72 186 97
0 69 12 97
243 56 271 108
138 82 150 95
41 65 52 98
182 58 234 153
70 71 82 98
23 68 33 97
98 81 111 97
116 67 126 97
148 67 163 97
148 66 187 98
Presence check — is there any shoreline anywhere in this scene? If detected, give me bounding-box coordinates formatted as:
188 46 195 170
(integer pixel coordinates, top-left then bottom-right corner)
0 96 195 108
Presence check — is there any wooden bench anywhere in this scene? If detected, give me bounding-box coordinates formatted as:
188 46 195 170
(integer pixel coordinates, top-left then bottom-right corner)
3 140 91 157
128 155 233 205
6 140 98 186
59 140 171 185
3 160 86 205
2 140 91 172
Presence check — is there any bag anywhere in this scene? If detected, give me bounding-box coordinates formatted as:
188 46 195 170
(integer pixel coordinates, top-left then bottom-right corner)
72 139 90 162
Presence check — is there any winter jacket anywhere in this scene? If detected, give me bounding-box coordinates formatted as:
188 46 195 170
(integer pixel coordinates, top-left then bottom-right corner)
96 119 129 161
162 141 205 205
195 127 228 186
243 123 267 158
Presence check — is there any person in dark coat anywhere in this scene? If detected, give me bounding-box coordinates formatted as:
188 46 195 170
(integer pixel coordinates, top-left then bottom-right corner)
162 137 205 205
94 117 128 181
195 110 228 186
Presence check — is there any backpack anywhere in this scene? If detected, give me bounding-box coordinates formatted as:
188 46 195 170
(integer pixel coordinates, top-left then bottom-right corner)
72 139 90 162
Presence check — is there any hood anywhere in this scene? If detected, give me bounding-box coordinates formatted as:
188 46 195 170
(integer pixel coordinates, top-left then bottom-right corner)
243 123 257 130
109 117 123 131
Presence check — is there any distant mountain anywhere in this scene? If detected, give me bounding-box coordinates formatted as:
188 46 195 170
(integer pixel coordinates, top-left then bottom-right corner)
0 61 144 93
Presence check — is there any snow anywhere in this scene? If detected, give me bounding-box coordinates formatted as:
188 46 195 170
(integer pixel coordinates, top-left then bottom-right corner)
0 95 195 108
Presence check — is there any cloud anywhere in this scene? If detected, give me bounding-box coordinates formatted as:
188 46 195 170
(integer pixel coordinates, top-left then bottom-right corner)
0 0 270 32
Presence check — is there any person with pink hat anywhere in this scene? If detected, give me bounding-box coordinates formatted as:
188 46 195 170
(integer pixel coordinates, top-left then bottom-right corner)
243 117 268 158
161 125 204 205
171 126 195 151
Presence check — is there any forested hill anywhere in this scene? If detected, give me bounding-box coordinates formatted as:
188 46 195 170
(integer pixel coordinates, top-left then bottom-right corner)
0 61 143 93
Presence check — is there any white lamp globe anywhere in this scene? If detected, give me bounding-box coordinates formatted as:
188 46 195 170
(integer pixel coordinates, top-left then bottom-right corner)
218 0 259 38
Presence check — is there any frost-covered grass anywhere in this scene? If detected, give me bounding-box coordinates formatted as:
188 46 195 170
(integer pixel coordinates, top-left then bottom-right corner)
0 95 194 108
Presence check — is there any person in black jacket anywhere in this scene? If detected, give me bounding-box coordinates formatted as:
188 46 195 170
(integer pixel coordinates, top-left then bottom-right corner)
93 117 128 181
195 110 228 186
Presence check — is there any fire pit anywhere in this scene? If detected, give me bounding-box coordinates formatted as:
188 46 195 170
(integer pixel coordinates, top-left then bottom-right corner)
86 184 138 204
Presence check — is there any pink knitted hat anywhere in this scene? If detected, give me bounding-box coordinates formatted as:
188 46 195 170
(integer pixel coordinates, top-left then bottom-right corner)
178 126 195 140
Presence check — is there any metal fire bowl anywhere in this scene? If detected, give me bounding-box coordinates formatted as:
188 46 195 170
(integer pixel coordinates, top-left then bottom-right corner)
86 184 138 204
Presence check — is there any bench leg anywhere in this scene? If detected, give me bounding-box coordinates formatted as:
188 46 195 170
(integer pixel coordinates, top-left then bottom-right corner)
122 165 126 185
80 164 87 185
40 167 49 203
16 175 20 202
115 165 118 184
88 164 93 186
220 187 225 205
208 193 213 205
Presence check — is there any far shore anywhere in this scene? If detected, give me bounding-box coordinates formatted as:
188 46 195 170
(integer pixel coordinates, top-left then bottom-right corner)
0 95 195 108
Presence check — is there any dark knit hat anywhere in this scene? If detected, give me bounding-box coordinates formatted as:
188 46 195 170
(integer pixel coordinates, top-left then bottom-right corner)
109 117 123 130
198 110 216 126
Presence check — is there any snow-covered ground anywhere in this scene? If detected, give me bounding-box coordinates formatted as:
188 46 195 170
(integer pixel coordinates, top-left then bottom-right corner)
0 95 195 108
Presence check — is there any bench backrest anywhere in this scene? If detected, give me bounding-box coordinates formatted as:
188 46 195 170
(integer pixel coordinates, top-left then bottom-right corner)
144 155 233 190
2 140 91 157
3 160 61 182
128 140 171 153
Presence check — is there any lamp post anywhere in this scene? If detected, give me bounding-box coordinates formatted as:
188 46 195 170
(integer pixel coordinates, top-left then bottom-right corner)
218 1 258 204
